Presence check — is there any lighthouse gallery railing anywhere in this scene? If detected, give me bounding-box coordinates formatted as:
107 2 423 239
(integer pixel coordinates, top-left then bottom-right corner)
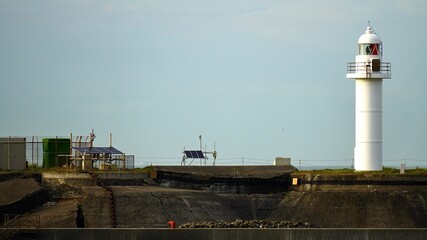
347 62 391 74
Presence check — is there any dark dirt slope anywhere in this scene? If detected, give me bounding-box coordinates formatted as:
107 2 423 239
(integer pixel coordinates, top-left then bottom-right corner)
0 178 41 206
0 178 48 219
26 200 77 228
270 191 427 228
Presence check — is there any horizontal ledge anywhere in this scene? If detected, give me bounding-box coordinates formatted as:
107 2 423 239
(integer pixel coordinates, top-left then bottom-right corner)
346 73 392 79
356 140 383 143
356 110 383 113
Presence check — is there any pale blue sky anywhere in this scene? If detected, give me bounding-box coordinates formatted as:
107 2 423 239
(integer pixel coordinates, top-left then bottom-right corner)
1 1 426 167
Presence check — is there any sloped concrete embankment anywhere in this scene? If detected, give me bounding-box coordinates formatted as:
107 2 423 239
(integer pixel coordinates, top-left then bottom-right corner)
81 186 283 228
270 191 427 228
81 186 113 228
16 172 151 228
270 174 427 228
6 170 427 230
55 171 427 229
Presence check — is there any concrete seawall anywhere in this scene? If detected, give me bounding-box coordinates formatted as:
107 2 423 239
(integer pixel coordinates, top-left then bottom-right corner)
3 168 427 230
292 173 427 189
81 186 282 228
154 166 295 194
16 228 427 240
26 170 427 229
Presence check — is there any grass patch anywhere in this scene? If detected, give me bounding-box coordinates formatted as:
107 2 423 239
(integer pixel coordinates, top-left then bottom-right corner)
296 167 427 176
297 168 355 175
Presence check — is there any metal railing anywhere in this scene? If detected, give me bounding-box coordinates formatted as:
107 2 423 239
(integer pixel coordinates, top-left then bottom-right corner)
0 135 90 169
347 62 391 75
0 214 40 240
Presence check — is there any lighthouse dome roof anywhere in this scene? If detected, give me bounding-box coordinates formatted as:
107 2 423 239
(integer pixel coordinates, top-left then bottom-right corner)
358 26 381 44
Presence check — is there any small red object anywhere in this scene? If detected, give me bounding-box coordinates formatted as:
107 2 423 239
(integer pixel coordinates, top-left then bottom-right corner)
168 220 176 229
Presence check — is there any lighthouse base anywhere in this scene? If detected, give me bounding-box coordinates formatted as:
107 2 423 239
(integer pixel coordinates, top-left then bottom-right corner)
354 142 382 171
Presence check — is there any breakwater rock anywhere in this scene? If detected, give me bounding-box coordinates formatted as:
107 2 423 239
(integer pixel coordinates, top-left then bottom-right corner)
179 219 315 228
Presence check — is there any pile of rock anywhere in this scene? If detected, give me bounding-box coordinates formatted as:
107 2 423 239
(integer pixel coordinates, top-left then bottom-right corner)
41 201 56 209
179 219 315 228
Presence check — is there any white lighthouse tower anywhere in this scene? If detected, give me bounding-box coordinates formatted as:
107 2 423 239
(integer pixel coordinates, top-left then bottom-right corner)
346 25 391 171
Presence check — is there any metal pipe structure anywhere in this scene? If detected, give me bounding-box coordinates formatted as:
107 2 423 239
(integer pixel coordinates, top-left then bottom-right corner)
109 133 112 148
346 25 392 171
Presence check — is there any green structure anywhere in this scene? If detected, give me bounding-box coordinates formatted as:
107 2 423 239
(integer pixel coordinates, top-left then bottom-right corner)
43 138 70 168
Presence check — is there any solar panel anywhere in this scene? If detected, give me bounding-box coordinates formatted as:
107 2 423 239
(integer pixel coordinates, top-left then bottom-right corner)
72 147 123 155
184 150 205 159
72 147 86 153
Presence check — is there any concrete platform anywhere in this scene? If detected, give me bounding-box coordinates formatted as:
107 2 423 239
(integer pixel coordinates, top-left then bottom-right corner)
16 228 427 240
153 165 297 178
152 166 296 194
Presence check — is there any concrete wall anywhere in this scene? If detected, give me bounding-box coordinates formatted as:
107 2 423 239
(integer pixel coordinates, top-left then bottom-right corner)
274 158 291 166
291 173 427 184
270 191 427 228
0 137 26 170
16 228 427 240
156 173 291 194
97 173 149 186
